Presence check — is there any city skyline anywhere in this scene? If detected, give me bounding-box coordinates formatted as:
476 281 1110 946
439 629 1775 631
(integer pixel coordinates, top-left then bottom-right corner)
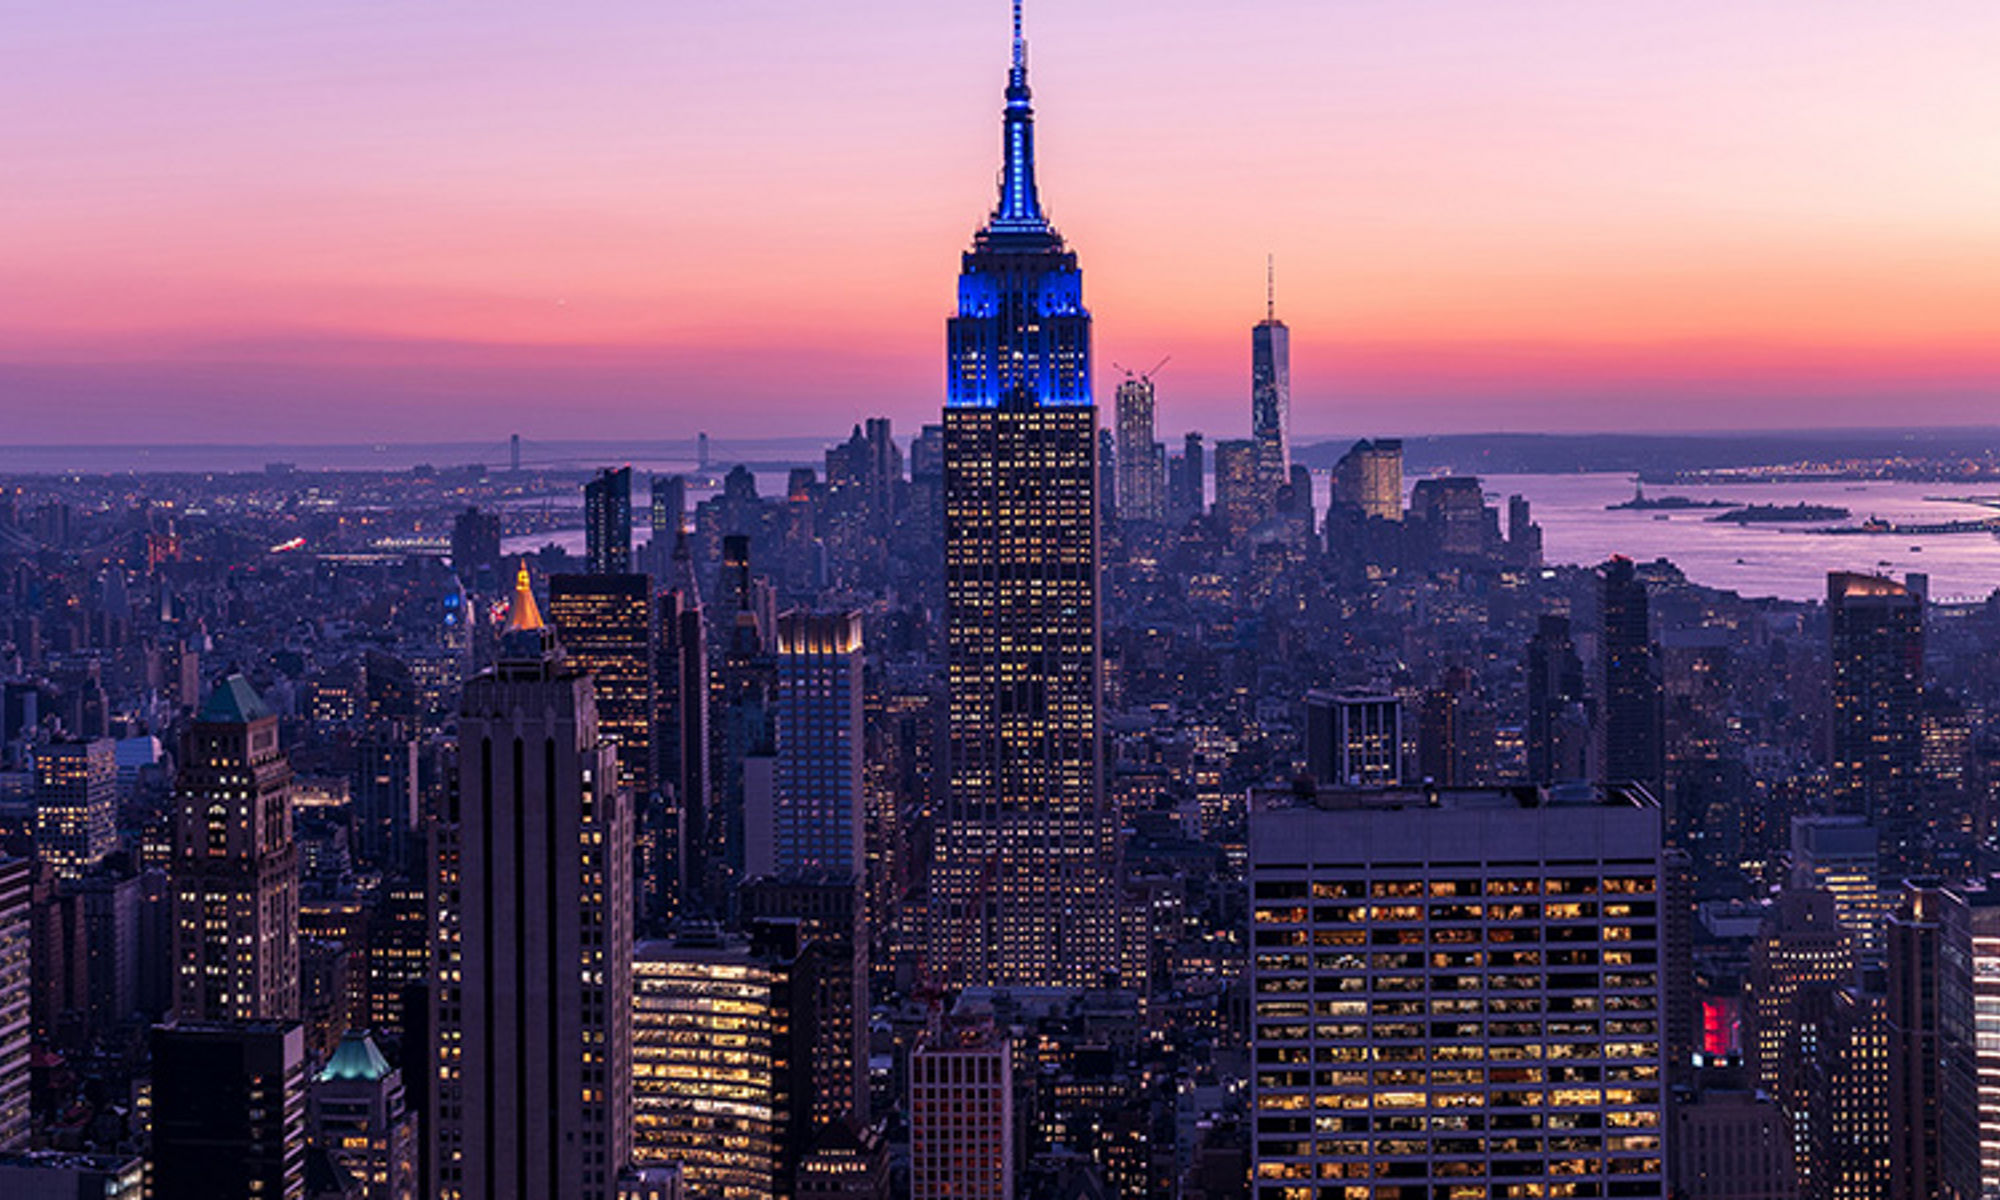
8 2 2000 442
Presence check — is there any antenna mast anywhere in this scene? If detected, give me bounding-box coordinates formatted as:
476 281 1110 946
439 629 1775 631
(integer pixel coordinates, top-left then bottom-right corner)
1266 254 1275 322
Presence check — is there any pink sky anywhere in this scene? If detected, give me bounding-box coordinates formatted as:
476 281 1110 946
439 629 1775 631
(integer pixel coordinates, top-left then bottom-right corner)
6 1 2000 443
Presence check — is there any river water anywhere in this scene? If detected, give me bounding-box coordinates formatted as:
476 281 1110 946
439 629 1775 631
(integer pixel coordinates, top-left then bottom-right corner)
504 469 2000 604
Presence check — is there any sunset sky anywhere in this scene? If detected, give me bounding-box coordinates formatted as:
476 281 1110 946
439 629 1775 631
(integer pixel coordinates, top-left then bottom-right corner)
7 1 2000 443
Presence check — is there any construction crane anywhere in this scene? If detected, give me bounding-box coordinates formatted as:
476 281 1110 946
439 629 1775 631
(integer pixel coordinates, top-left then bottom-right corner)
1110 355 1171 382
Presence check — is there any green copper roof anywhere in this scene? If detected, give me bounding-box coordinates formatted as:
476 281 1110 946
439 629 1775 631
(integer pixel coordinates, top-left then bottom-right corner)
199 673 273 724
318 1031 392 1083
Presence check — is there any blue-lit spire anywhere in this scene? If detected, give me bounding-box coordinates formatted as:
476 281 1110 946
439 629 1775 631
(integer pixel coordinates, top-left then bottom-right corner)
990 0 1045 233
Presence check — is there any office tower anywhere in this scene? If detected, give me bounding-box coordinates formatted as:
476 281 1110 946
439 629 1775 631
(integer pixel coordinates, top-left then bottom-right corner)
1828 573 1924 853
1526 614 1589 785
32 737 115 881
150 1022 307 1200
742 877 867 1130
431 566 634 1200
1247 784 1668 1198
910 1023 1014 1200
631 925 815 1200
551 573 659 800
1113 374 1165 522
1211 438 1261 539
932 5 1121 990
1507 493 1544 567
1602 556 1665 799
657 537 712 920
1416 665 1495 787
714 535 777 902
172 673 300 1022
1301 690 1402 787
0 859 24 1152
1887 881 1942 1200
586 465 634 575
352 730 418 872
1330 438 1402 522
1939 878 2000 1200
449 506 501 584
1408 475 1494 558
1795 981 1890 1200
651 474 686 542
797 1122 891 1200
1250 264 1290 498
312 1031 419 1200
1097 427 1118 521
1746 888 1853 1101
1172 431 1206 520
754 612 863 877
1788 815 1887 962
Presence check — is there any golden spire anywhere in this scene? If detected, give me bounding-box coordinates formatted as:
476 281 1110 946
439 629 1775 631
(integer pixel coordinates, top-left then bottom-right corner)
505 559 544 632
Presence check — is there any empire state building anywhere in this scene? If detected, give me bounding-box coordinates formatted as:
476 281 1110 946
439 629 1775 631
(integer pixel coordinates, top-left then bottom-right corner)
930 2 1122 989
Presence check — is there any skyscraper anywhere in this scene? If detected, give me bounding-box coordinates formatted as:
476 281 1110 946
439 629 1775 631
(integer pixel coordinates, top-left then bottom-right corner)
910 1023 1014 1200
1887 879 1943 1200
1248 784 1668 1196
761 611 864 878
1250 262 1290 501
1602 556 1665 799
1211 438 1261 540
632 924 815 1200
431 564 633 1200
449 506 501 585
932 3 1120 989
1302 690 1402 787
1526 614 1589 785
1113 373 1165 523
1330 438 1402 522
1171 430 1205 522
550 573 659 800
585 466 634 575
172 673 299 1022
312 1031 419 1200
32 737 116 882
1828 572 1924 851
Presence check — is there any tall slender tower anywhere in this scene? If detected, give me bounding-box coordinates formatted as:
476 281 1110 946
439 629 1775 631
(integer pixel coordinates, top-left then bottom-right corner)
1251 258 1290 502
932 1 1120 989
1113 373 1165 522
431 563 633 1200
584 466 633 575
1828 572 1924 848
172 673 299 1022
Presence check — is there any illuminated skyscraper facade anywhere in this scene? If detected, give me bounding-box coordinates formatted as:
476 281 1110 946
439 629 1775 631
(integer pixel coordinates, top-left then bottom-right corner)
931 4 1120 989
33 737 116 882
1251 281 1291 500
172 673 299 1023
1828 572 1924 856
1113 375 1165 523
1249 786 1668 1198
550 573 658 800
1331 438 1402 522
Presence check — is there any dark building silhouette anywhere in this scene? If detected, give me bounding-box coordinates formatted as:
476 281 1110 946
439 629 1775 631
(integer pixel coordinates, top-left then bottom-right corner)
1526 615 1588 784
657 536 712 920
1828 572 1924 851
584 466 633 575
1602 557 1665 800
449 507 500 584
150 1021 307 1200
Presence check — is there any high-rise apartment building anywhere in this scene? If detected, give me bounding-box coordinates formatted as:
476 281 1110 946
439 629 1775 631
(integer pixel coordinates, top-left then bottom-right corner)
586 466 634 575
33 737 116 881
172 674 299 1022
931 5 1120 989
1602 557 1665 800
1330 438 1402 522
551 573 659 800
1248 784 1668 1199
1113 374 1166 522
1828 573 1924 854
632 925 814 1200
910 1023 1014 1200
1302 690 1402 787
0 858 25 1153
431 565 634 1200
150 1021 307 1200
1250 272 1290 499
